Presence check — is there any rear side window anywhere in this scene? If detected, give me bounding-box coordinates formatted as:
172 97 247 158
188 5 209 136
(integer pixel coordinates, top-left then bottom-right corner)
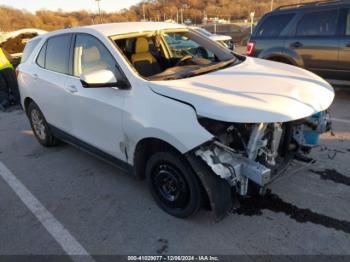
36 42 47 68
256 13 294 37
296 10 339 36
21 38 41 63
45 34 72 74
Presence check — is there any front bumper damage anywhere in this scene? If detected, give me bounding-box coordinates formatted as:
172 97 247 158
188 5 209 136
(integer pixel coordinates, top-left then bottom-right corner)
195 141 271 191
186 111 332 221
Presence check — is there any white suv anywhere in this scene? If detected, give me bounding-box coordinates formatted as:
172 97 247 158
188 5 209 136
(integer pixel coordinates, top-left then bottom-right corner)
18 22 334 220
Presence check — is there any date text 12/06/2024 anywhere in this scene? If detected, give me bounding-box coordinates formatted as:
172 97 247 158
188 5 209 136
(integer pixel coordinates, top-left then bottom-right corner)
127 256 220 261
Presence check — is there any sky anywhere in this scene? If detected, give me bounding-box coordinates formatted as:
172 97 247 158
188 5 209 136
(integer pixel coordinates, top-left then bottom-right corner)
0 0 141 13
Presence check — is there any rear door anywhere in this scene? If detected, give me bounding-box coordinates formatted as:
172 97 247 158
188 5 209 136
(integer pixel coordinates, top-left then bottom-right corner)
285 8 340 79
30 34 73 132
337 8 350 80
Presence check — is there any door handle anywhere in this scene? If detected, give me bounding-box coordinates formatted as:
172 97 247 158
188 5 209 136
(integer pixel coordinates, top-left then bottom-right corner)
66 85 78 93
32 73 39 80
291 42 303 48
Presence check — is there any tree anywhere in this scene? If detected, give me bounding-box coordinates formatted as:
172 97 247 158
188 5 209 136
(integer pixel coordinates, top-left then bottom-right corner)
0 0 310 32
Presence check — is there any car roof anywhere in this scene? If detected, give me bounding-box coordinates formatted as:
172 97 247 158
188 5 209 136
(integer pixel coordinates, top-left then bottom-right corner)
42 22 187 39
271 0 350 13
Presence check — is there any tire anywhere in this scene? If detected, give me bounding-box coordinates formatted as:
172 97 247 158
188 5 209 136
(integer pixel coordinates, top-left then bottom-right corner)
146 151 202 218
27 102 57 147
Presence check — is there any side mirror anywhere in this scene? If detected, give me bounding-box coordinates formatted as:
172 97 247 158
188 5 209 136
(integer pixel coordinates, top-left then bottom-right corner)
80 69 118 88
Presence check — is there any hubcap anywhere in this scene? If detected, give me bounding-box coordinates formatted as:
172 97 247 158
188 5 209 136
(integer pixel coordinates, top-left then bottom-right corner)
152 163 190 209
31 109 46 140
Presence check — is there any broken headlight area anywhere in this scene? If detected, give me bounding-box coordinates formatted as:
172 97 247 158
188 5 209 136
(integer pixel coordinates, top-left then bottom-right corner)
293 111 332 153
196 112 331 196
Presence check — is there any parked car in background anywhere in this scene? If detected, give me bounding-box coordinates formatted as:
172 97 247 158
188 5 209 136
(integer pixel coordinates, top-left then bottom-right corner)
18 22 334 220
191 26 235 50
247 0 350 82
202 23 251 46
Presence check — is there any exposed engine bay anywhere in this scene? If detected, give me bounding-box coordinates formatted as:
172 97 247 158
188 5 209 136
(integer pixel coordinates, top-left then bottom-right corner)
195 111 331 196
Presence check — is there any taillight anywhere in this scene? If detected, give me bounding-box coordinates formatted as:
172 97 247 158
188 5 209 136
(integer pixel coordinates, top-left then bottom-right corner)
246 41 255 56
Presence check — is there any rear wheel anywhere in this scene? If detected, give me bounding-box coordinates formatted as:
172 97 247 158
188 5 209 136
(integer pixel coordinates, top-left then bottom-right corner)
146 151 202 218
28 102 58 147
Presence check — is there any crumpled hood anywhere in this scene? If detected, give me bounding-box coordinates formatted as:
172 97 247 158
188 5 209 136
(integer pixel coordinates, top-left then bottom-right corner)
148 57 335 123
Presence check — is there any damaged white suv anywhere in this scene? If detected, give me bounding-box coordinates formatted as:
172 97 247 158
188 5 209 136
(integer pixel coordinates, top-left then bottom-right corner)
18 22 334 220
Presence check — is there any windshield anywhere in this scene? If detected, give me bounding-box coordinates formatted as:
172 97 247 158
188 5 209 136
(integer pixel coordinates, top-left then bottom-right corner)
113 29 241 81
163 32 216 61
194 28 213 37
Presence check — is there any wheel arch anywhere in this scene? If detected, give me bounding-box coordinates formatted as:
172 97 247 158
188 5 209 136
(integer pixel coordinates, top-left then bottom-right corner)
259 47 303 67
266 55 296 65
23 97 35 115
133 137 186 180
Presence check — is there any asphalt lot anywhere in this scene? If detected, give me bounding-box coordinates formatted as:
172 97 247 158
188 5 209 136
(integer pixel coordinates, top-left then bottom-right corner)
0 91 350 258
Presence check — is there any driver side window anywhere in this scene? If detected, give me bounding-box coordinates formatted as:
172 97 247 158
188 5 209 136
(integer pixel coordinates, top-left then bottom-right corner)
73 34 123 80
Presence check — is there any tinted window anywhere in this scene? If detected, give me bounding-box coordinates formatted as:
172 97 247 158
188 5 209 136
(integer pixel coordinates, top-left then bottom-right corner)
36 42 46 68
256 14 294 37
346 10 350 36
296 10 339 36
73 34 123 80
21 38 41 63
45 34 72 74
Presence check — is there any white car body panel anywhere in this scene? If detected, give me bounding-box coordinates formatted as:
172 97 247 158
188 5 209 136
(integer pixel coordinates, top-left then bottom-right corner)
64 75 127 160
19 64 72 132
209 35 232 42
17 22 334 166
149 57 334 123
121 84 213 163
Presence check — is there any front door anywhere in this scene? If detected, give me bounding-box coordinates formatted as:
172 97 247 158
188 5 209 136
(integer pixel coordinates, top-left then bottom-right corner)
66 33 128 161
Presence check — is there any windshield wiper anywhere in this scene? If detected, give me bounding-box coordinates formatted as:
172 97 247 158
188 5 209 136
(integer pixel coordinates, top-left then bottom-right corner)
149 58 236 81
180 58 236 78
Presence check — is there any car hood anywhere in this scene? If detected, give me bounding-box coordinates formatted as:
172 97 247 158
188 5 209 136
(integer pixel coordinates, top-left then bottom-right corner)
148 57 335 123
210 35 232 42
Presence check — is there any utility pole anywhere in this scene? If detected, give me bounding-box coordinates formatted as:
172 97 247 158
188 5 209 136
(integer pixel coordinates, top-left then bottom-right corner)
163 0 166 21
270 0 274 11
250 12 255 34
180 8 184 24
142 2 146 21
95 0 102 23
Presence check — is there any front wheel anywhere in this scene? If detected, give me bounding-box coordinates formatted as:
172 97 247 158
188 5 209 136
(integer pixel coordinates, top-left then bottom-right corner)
146 151 202 218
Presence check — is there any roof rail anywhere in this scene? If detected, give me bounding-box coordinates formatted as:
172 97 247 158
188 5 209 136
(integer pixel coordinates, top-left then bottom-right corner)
275 0 346 10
